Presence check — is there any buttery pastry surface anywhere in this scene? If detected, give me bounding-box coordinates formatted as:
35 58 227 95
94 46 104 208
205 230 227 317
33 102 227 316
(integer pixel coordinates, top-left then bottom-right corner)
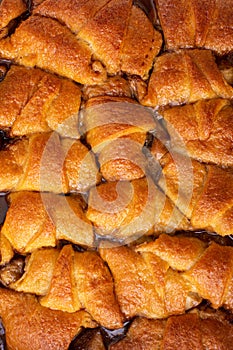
0 287 96 350
141 49 233 107
0 65 81 138
110 310 233 349
87 177 189 240
0 1 233 348
162 98 233 166
159 152 233 235
6 235 233 322
0 0 26 38
0 133 99 193
0 0 162 83
156 0 233 54
0 191 93 257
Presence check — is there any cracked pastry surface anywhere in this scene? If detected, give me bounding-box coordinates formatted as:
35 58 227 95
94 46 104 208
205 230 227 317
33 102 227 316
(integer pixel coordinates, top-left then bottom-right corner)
0 0 26 38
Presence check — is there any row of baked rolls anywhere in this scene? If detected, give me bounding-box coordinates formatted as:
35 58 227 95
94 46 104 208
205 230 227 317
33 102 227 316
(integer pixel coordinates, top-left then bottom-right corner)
0 0 162 84
110 309 233 349
0 179 189 262
0 287 232 350
5 234 233 327
0 132 99 193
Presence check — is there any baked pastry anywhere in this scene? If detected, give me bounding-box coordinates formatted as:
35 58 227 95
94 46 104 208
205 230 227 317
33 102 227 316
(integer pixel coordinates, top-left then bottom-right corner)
0 132 99 193
155 0 233 54
9 244 123 328
159 152 233 235
141 49 233 107
110 310 233 349
0 1 232 348
87 177 189 240
83 96 155 181
0 191 93 259
161 98 233 167
0 0 162 83
5 234 232 324
0 0 26 38
0 65 81 138
100 234 233 318
0 287 96 350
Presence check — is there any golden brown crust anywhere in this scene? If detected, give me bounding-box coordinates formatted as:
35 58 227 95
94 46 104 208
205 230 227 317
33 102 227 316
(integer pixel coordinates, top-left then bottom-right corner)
87 177 188 239
1 191 93 256
82 75 132 101
183 242 233 308
159 152 207 219
156 0 233 54
110 317 166 349
163 99 233 166
111 311 233 349
158 152 233 235
0 0 26 36
120 5 162 79
142 50 233 107
0 1 162 80
10 245 123 329
0 65 81 137
191 166 233 235
4 234 233 325
0 288 96 350
0 15 106 84
83 96 155 181
100 235 233 317
34 0 111 33
0 133 99 193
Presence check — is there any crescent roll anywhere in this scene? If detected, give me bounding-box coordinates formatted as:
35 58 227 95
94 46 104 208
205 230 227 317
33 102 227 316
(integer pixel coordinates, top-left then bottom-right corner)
0 287 96 350
141 49 233 107
162 98 233 167
8 234 233 323
156 0 233 54
111 310 233 349
86 176 189 240
0 65 81 138
83 96 155 181
0 1 162 82
159 152 233 235
0 132 99 193
1 191 94 257
9 244 123 329
100 234 233 318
